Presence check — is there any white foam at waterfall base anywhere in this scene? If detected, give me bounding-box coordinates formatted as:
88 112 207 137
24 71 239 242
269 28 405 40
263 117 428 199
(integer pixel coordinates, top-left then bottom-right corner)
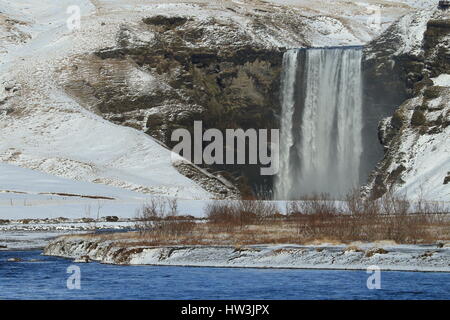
275 48 363 200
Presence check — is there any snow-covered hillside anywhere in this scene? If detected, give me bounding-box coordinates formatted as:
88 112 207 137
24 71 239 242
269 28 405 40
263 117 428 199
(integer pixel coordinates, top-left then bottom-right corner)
0 0 443 213
0 162 210 222
0 162 147 200
363 7 450 201
0 0 219 202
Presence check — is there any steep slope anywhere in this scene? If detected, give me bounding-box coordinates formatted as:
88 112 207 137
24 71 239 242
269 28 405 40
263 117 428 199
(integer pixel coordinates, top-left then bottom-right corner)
363 8 450 201
0 0 238 200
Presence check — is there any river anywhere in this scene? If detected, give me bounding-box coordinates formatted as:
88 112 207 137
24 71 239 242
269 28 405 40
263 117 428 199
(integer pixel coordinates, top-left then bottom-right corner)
1 250 449 299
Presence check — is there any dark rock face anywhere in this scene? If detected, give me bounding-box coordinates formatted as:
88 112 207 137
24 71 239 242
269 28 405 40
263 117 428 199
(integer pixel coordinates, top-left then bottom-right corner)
361 26 417 188
423 19 450 77
59 17 286 198
113 45 284 145
444 173 450 185
142 16 190 30
410 110 427 127
362 10 450 199
173 162 240 198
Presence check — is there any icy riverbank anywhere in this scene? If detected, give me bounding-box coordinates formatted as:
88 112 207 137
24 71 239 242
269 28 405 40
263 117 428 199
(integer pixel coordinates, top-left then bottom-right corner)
43 236 450 272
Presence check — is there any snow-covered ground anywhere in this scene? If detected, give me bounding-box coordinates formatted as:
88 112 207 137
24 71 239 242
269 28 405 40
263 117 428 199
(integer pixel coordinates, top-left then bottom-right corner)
0 163 149 200
0 0 217 203
392 124 450 201
44 236 450 272
0 162 210 222
266 0 436 46
0 163 206 249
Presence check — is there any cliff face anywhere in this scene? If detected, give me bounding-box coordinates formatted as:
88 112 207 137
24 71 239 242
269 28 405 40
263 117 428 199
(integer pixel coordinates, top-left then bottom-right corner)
57 16 292 196
49 1 435 198
363 8 450 200
62 18 289 137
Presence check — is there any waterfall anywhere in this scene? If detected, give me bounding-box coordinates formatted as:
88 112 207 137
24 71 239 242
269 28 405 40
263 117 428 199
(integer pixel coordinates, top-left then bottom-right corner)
275 47 363 200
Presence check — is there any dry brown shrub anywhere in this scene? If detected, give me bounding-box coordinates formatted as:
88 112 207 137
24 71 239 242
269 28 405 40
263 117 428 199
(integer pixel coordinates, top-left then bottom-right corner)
205 199 278 232
135 197 195 237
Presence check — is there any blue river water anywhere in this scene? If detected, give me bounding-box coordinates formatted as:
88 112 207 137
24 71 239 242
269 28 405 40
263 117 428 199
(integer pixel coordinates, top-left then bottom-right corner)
0 250 449 300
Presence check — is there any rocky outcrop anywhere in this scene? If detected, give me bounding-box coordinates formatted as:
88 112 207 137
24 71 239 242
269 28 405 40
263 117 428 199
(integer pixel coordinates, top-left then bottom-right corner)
363 8 450 200
173 160 240 198
57 14 295 197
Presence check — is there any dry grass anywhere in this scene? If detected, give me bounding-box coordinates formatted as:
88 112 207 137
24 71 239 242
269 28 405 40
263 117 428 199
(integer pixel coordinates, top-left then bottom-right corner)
285 191 449 243
71 192 450 246
69 213 450 247
134 197 196 238
205 199 278 232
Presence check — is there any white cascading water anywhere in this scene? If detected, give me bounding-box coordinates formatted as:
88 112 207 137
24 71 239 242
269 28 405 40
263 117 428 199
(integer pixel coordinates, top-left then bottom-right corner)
275 48 363 200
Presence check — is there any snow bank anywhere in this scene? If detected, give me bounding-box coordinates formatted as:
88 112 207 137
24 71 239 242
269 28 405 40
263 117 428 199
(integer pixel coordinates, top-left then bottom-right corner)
44 236 450 272
432 74 450 87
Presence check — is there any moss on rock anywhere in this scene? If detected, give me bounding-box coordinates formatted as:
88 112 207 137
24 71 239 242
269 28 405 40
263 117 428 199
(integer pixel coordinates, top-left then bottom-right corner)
391 109 407 129
411 110 427 127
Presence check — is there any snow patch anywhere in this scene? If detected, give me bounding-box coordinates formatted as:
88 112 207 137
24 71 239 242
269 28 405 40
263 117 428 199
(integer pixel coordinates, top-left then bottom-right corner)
432 74 450 87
